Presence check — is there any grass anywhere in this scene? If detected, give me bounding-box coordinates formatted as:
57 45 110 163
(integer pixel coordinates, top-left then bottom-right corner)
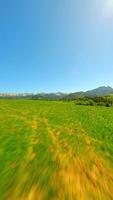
0 100 113 200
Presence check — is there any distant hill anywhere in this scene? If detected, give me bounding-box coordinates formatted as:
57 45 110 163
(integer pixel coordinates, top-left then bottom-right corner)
0 92 67 100
85 86 113 97
62 86 113 100
0 86 113 100
32 93 67 100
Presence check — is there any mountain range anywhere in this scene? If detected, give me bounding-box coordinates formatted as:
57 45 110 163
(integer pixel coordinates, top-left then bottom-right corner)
0 86 113 100
63 86 113 100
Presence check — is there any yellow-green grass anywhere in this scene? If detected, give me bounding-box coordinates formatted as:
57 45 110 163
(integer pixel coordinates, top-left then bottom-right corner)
0 100 113 200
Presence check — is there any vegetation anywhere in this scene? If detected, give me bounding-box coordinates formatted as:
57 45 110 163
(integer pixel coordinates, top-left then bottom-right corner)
0 86 113 101
74 96 113 107
0 100 113 200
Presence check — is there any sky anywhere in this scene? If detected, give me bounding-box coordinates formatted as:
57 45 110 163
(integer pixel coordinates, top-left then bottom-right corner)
0 0 113 93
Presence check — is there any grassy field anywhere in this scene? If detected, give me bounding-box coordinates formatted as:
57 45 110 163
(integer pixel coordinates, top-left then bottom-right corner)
0 100 113 200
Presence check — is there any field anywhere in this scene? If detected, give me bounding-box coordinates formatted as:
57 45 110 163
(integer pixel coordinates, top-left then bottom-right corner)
0 100 113 200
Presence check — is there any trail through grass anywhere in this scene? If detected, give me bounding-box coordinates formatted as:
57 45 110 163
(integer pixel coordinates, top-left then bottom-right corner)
0 100 113 200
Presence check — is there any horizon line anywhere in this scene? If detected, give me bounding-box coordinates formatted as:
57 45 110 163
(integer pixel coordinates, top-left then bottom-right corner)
0 85 112 95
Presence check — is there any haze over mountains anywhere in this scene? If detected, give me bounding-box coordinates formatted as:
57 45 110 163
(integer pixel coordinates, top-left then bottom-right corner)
0 86 113 100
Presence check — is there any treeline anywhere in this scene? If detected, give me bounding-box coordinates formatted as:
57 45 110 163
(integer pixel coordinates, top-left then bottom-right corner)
1 94 113 107
74 96 113 107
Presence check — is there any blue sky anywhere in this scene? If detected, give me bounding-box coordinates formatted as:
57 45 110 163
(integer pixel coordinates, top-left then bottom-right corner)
0 0 113 93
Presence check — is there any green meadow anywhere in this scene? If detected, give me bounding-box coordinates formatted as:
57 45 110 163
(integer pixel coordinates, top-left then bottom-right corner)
0 100 113 200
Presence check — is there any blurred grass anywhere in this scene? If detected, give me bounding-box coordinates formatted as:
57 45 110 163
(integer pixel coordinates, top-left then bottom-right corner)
0 100 113 200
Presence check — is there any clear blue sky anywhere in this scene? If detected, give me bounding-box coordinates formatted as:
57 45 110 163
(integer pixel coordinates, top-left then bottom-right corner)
0 0 113 93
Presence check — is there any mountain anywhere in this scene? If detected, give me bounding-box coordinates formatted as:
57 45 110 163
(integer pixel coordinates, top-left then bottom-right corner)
0 86 113 100
85 86 113 97
63 86 113 100
62 92 84 100
32 92 67 100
